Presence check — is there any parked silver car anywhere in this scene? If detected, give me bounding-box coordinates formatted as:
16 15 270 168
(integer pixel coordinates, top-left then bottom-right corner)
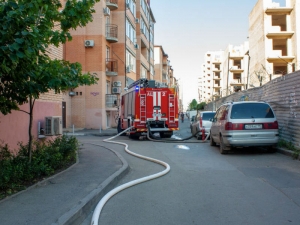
191 111 216 140
210 101 279 154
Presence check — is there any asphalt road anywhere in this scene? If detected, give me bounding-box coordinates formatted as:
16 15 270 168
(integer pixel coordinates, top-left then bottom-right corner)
81 118 300 225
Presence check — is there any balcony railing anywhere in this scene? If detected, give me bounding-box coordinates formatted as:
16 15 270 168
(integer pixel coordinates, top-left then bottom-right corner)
106 25 118 43
106 58 118 76
106 0 118 10
106 94 118 108
230 78 244 86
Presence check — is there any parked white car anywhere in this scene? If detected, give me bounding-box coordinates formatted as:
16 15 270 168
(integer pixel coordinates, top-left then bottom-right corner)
210 101 279 154
191 111 216 140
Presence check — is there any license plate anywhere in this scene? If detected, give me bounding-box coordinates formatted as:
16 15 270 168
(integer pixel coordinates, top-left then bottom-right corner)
245 124 262 129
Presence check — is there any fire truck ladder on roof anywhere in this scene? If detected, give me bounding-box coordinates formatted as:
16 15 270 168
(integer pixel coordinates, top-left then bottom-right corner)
140 94 146 123
169 94 175 122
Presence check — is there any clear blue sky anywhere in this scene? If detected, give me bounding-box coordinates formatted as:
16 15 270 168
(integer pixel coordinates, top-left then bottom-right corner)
150 0 286 109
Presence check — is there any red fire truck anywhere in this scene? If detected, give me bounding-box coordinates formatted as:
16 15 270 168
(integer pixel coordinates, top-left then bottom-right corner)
117 79 179 138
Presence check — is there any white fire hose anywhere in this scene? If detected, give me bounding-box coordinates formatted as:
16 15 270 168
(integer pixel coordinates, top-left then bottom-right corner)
90 127 170 225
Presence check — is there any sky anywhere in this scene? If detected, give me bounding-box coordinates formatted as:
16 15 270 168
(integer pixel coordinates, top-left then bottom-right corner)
150 0 286 110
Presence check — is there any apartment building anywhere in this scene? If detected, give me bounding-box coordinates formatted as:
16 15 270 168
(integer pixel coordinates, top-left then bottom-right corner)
248 0 300 87
222 43 250 94
64 0 156 130
154 45 174 85
199 51 224 103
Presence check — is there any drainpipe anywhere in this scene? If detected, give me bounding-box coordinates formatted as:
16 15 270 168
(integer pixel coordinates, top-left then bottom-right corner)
246 53 250 89
124 2 127 88
226 52 230 96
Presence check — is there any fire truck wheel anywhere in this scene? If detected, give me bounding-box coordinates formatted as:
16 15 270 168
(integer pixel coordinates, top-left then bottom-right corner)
117 120 126 136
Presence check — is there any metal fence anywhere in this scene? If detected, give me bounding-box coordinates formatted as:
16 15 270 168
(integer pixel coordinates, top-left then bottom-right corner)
205 70 300 148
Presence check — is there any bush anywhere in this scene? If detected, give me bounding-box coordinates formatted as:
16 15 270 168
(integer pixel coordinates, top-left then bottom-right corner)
0 135 78 199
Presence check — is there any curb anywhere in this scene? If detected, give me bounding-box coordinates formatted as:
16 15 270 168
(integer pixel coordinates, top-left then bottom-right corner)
276 147 300 160
53 144 130 225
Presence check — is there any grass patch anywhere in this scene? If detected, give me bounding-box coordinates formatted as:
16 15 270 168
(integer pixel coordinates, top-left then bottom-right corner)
277 139 300 159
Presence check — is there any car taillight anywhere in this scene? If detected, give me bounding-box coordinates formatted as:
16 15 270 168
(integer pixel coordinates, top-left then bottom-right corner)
225 122 244 130
263 121 278 129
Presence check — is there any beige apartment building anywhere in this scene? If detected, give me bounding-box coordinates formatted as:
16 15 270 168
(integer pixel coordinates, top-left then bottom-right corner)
249 0 300 87
222 43 250 94
64 0 157 130
199 50 224 103
199 0 300 102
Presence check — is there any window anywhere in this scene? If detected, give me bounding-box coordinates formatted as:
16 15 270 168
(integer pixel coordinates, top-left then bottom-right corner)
126 50 136 73
126 18 136 43
141 66 147 78
106 80 110 94
126 0 136 17
106 46 110 59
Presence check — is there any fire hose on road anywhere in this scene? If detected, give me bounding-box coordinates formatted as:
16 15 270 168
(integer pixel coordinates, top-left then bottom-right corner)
90 127 171 225
91 125 209 224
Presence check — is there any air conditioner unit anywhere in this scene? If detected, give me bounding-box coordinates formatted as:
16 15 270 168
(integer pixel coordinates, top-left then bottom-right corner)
140 29 144 34
112 87 121 94
113 81 122 87
84 40 94 47
103 7 110 16
45 116 62 136
134 44 139 49
126 66 131 73
126 3 130 8
135 18 139 24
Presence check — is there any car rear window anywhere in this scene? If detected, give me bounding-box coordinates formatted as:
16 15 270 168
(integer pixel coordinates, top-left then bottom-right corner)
230 103 275 119
202 112 216 121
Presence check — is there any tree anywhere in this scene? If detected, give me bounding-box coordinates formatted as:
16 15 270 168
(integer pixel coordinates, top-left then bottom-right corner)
0 0 100 162
188 99 198 111
196 102 206 111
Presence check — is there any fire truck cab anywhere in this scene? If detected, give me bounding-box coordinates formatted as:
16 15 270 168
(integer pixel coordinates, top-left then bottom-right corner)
117 79 179 138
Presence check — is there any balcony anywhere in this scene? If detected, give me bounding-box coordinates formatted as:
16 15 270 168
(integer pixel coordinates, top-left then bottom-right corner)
230 79 244 86
106 58 118 76
230 66 244 73
106 94 118 108
267 50 295 63
266 26 294 39
213 76 221 80
106 25 118 43
265 6 293 15
213 67 221 72
106 0 118 10
229 53 243 59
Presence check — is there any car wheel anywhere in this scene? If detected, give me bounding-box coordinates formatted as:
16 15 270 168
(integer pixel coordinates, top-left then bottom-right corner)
219 136 228 154
210 133 216 146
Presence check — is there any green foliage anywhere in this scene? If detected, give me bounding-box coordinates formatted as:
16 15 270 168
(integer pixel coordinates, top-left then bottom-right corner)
0 136 79 199
188 99 198 110
0 0 100 115
197 102 206 110
277 139 300 159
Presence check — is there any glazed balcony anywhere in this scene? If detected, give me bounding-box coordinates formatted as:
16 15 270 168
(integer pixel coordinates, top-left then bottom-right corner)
106 58 118 76
106 0 118 10
106 94 118 108
106 25 118 43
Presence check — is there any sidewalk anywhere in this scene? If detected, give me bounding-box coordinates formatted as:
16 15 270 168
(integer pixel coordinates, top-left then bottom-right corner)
0 128 128 225
63 127 119 137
